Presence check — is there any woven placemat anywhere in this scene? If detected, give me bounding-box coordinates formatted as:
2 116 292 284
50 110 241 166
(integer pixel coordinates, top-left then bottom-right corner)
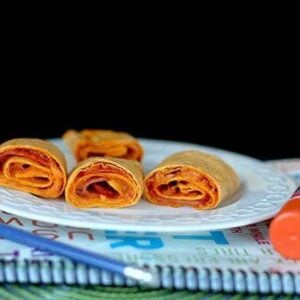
0 285 298 300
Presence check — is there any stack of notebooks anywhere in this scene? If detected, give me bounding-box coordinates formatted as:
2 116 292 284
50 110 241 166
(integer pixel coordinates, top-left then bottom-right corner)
0 159 300 295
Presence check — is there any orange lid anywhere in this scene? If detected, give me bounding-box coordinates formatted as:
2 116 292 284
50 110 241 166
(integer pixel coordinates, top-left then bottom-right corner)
269 198 300 259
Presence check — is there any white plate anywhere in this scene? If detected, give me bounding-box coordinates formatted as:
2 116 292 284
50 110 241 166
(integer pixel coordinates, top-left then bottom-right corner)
0 139 296 232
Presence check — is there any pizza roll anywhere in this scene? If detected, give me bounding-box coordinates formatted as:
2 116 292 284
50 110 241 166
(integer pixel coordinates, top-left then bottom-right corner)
63 129 143 162
144 150 240 210
0 139 67 198
65 157 143 208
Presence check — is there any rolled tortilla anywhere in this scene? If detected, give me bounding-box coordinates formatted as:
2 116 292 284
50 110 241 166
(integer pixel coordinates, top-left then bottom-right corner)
63 129 143 162
0 139 67 198
65 157 143 208
144 150 240 210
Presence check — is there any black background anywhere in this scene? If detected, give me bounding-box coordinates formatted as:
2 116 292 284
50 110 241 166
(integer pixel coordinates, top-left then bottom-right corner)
1 41 298 161
0 88 298 161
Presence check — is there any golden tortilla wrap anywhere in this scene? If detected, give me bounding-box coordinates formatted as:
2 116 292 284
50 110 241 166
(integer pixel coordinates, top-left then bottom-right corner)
65 157 143 208
63 129 143 162
144 150 240 210
0 138 67 198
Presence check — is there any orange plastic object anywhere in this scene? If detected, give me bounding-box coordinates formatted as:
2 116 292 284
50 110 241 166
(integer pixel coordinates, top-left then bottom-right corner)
270 191 300 259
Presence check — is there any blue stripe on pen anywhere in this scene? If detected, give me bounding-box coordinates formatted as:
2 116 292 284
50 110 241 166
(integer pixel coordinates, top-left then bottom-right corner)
0 224 127 275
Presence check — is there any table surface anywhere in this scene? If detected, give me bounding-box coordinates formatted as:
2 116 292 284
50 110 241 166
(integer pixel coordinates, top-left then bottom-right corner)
0 284 297 299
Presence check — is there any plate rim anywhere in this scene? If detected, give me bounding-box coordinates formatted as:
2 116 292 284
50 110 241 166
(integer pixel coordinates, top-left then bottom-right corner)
0 138 296 232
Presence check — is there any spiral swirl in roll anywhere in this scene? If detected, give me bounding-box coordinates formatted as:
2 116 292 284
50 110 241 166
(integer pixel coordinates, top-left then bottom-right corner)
63 129 143 162
65 157 143 208
144 151 240 210
0 139 67 198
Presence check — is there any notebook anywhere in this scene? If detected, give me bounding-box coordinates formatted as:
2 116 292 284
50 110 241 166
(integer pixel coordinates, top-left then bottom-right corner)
0 159 300 295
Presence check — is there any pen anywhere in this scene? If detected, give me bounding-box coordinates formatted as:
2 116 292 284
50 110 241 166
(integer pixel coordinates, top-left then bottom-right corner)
270 186 300 259
0 223 154 284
